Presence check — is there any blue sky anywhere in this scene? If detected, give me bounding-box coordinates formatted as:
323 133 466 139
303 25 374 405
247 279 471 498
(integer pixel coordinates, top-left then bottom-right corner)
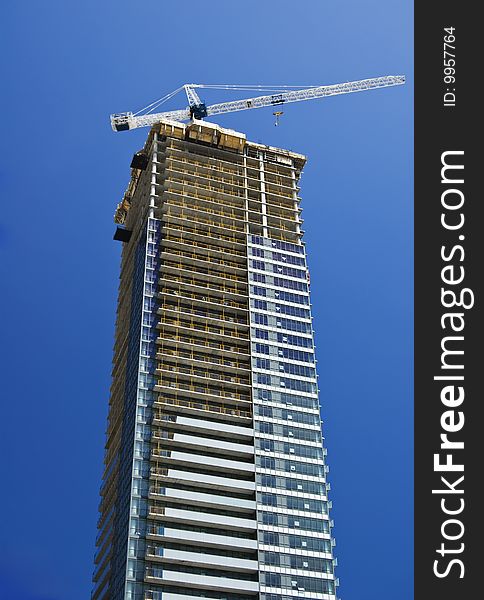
0 1 413 599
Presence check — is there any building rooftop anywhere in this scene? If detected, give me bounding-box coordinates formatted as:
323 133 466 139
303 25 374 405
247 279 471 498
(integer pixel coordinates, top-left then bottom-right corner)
114 118 306 225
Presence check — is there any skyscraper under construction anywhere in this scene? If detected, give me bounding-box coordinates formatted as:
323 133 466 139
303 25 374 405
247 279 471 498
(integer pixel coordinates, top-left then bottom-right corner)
92 118 338 600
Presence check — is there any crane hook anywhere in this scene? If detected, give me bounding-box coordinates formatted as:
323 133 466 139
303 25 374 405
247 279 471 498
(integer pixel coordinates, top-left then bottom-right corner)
273 111 284 126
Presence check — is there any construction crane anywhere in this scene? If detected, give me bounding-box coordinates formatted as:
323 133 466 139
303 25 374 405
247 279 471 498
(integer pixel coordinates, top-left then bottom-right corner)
110 76 405 132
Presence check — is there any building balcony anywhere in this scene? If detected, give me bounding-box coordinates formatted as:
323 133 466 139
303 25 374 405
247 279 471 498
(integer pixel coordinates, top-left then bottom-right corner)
155 365 251 390
157 318 249 344
148 505 257 533
161 175 247 208
150 449 254 475
156 347 251 374
160 247 246 275
160 211 246 238
146 547 258 573
149 467 255 495
158 286 248 312
154 379 251 407
161 234 247 262
145 568 259 594
145 593 256 600
160 223 246 253
162 155 247 183
160 260 247 286
148 487 256 513
162 161 246 190
156 333 250 361
161 147 245 175
152 431 253 459
156 313 248 340
157 304 249 330
164 144 246 174
147 526 257 552
160 186 246 219
153 394 253 422
153 414 253 442
159 274 247 303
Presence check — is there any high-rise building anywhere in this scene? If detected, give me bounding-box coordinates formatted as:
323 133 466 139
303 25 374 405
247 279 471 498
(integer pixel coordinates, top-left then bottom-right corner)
93 119 338 600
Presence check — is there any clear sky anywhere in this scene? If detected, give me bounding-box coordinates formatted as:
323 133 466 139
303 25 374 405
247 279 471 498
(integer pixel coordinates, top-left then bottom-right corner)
0 1 413 599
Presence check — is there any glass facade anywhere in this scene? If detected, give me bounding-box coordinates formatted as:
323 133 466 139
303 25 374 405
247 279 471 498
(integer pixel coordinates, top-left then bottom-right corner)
93 119 338 600
248 237 335 600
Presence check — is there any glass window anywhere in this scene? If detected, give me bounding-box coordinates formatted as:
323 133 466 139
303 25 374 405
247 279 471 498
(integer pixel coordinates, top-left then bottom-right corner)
256 358 271 370
255 343 270 355
254 313 269 326
251 260 266 271
256 405 273 418
272 264 306 279
255 329 269 340
275 290 309 305
273 277 308 292
254 299 268 310
275 304 310 318
252 286 267 297
256 421 274 434
277 333 313 348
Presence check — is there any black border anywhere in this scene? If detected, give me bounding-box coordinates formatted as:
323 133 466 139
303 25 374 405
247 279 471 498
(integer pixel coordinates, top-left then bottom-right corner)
415 5 481 597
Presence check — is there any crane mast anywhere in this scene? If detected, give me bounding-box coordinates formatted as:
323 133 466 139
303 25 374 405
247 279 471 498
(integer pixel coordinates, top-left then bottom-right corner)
111 75 405 132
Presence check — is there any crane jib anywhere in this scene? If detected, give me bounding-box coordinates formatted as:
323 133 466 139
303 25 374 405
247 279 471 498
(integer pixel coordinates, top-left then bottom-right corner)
110 76 405 131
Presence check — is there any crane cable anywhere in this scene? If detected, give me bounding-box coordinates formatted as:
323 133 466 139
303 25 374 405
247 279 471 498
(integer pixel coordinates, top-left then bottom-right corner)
133 85 185 116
